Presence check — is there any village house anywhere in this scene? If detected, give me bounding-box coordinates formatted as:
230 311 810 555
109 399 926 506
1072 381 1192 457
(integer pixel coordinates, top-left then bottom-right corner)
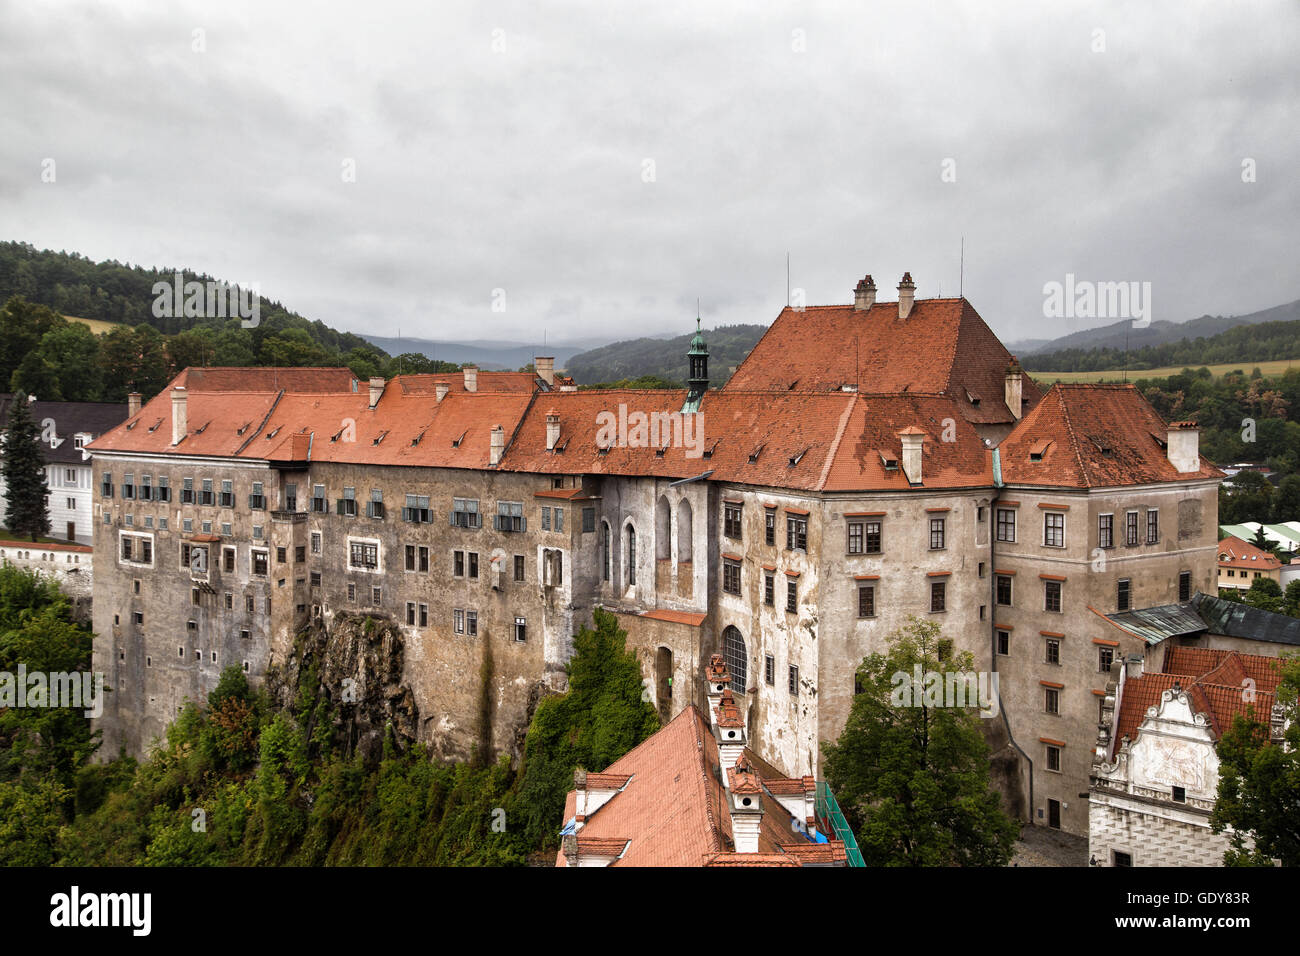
1216 534 1284 591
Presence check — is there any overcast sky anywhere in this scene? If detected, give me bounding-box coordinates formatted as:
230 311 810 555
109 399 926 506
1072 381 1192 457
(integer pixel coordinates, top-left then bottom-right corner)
2 1 1296 349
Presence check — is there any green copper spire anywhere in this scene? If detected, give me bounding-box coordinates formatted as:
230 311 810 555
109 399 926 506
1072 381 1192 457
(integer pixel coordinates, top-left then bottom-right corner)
684 313 709 413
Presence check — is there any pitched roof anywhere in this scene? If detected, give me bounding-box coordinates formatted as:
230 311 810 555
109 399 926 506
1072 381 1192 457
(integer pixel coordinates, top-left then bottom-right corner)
555 705 837 867
0 396 129 464
395 371 545 394
1114 649 1282 746
722 297 1041 424
176 367 359 392
1217 535 1283 571
1000 384 1222 488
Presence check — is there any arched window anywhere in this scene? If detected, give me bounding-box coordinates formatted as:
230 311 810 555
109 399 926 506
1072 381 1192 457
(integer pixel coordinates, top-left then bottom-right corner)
656 496 671 560
722 626 746 693
626 525 636 586
676 498 693 563
602 521 611 582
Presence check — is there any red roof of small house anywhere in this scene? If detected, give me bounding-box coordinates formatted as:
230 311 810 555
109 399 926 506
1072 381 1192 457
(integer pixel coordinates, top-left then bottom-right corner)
1000 384 1222 488
1217 536 1283 571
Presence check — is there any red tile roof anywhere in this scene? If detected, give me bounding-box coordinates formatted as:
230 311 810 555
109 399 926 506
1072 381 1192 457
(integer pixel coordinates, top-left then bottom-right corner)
1217 536 1282 571
176 367 359 392
1000 384 1222 488
395 371 542 394
722 297 1041 424
1114 649 1282 746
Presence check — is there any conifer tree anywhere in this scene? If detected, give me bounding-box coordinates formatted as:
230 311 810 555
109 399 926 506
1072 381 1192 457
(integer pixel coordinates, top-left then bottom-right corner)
3 392 50 541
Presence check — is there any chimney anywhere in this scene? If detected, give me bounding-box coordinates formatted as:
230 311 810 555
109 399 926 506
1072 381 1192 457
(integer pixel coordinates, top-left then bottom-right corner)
897 272 916 319
545 410 560 451
573 768 588 825
1167 421 1201 473
489 424 504 465
1125 655 1144 680
170 387 188 445
897 427 925 485
853 275 877 311
535 356 555 386
463 366 478 393
561 832 579 867
1004 357 1023 421
368 377 385 409
127 392 142 417
434 381 450 403
726 755 764 853
705 654 731 727
716 687 747 771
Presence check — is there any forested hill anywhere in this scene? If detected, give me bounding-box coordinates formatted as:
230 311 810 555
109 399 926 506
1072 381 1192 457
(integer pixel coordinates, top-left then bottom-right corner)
0 241 379 358
565 324 766 386
1025 317 1300 373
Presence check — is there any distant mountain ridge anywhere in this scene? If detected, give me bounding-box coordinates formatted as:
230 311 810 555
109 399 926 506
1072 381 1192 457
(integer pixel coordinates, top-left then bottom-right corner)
358 334 591 372
564 324 768 386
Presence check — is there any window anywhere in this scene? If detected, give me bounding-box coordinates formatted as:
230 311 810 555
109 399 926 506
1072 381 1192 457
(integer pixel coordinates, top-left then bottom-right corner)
295 546 305 563
765 655 775 685
349 541 379 570
764 573 774 606
514 617 527 642
419 604 428 627
1045 580 1062 612
1117 578 1131 612
312 484 327 513
454 551 465 577
451 498 481 528
367 489 384 519
225 592 233 609
1045 687 1060 714
406 602 417 626
468 552 479 578
123 472 135 499
285 483 298 511
251 524 261 539
405 545 429 572
66 497 76 510
996 574 1013 606
1146 509 1159 544
864 520 882 554
582 508 595 533
788 665 799 695
337 487 357 517
251 550 269 576
220 479 234 508
785 515 807 551
514 554 525 582
977 505 986 523
764 509 775 546
724 503 743 539
1097 514 1113 549
553 508 564 533
247 594 256 613
277 547 287 563
601 523 611 582
181 477 194 504
1171 786 1186 803
857 584 875 618
139 475 152 500
847 520 863 554
1178 571 1192 602
1098 645 1114 673
722 559 741 595
347 584 355 603
930 580 946 613
1043 512 1064 548
722 627 746 693
786 579 797 613
494 501 524 532
996 630 1010 655
1125 511 1139 547
1045 638 1060 665
157 476 170 502
541 506 550 531
454 609 465 634
626 526 636 585
119 533 153 565
310 572 321 587
310 532 321 554
200 479 213 506
466 610 477 636
1113 851 1132 867
249 481 266 510
996 508 1015 542
1046 745 1061 773
371 586 382 606
101 472 115 498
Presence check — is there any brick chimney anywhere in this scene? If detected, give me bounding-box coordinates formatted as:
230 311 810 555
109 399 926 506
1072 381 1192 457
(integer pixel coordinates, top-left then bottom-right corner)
463 366 478 393
897 272 916 319
726 754 764 853
1167 421 1201 473
545 410 560 450
434 381 450 403
1005 357 1023 421
535 356 555 386
705 654 731 727
716 687 747 771
170 387 188 445
127 392 142 417
368 377 385 409
897 427 925 485
489 424 504 465
853 275 877 311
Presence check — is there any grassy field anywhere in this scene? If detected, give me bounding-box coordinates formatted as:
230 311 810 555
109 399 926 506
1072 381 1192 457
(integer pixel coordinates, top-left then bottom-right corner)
1026 358 1300 384
62 314 121 334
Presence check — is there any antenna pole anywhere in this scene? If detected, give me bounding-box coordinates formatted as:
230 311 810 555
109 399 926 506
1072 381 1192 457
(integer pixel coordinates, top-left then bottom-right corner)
959 236 964 298
787 252 790 307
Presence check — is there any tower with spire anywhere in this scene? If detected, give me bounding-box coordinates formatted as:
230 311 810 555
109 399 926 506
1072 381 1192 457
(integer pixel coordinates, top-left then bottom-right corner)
683 315 709 413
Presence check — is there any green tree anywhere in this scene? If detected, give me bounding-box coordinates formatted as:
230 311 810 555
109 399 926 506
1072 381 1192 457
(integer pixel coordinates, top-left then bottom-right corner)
2 393 50 540
1244 576 1284 613
1211 655 1300 865
36 321 104 401
822 616 1020 866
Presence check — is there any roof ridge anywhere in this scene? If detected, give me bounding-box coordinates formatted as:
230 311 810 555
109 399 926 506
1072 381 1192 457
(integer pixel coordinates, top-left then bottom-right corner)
692 709 724 856
816 395 861 492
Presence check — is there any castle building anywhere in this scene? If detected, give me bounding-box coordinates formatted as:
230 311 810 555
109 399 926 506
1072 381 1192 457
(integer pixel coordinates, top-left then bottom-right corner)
87 273 1221 838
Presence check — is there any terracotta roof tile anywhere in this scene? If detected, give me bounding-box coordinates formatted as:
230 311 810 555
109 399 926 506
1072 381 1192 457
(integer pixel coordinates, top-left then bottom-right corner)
1217 536 1283 571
